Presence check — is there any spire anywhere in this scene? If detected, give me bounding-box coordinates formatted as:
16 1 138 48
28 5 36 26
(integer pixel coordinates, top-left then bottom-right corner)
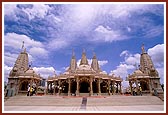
141 44 145 54
69 49 77 71
140 44 157 75
72 48 75 59
80 49 89 65
93 52 96 59
91 52 100 71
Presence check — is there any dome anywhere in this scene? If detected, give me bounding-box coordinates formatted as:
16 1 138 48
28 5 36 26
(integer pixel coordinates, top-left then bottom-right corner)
133 69 143 75
77 64 92 71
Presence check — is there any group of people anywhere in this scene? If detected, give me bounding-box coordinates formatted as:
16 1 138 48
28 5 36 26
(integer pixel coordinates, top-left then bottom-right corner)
133 86 142 96
27 84 36 96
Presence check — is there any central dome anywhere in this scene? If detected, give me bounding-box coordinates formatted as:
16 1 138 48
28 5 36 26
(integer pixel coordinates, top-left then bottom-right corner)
77 64 92 71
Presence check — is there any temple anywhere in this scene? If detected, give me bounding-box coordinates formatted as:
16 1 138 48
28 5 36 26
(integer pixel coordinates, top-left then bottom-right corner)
127 44 163 95
6 42 44 97
47 50 122 96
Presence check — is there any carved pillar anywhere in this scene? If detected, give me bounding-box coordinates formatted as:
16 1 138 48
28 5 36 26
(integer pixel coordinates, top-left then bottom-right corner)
98 78 101 96
58 80 61 95
76 77 79 96
108 80 111 95
90 77 93 96
135 80 139 94
68 78 71 96
46 81 49 94
148 79 152 94
119 82 122 94
129 81 133 95
53 80 56 95
112 81 115 95
117 82 119 94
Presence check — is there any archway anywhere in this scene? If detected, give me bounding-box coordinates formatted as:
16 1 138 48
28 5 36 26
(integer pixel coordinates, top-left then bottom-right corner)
92 80 98 93
61 81 69 93
71 80 77 94
100 81 108 93
79 80 90 93
140 80 149 91
19 80 29 91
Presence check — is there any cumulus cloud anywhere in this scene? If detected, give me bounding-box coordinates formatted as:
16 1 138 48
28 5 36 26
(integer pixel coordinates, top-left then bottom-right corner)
29 47 48 58
4 52 18 66
4 65 13 82
148 44 164 67
33 67 60 78
4 33 43 50
48 38 70 50
147 44 164 83
94 25 126 42
22 4 51 20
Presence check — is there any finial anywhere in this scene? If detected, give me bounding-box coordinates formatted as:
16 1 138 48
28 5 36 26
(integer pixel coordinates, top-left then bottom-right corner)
83 48 85 53
22 41 24 50
24 48 26 53
141 43 145 54
72 48 75 56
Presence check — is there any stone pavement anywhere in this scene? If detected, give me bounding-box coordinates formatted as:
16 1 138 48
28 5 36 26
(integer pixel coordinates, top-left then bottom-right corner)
3 95 164 112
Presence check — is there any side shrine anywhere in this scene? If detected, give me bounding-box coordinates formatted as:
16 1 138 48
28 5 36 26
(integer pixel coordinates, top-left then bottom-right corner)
127 44 163 96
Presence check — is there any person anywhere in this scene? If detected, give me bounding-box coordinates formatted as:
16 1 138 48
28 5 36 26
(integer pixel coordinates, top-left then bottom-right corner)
153 88 158 96
139 87 142 96
30 86 33 96
27 85 30 96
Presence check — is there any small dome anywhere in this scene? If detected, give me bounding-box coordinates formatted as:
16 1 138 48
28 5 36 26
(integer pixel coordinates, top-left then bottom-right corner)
134 69 143 75
25 68 35 74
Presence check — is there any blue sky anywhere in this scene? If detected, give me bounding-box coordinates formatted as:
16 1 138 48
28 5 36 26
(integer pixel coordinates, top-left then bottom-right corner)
3 3 165 86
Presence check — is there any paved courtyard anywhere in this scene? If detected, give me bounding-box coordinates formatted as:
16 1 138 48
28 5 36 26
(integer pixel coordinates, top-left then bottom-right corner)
3 95 165 112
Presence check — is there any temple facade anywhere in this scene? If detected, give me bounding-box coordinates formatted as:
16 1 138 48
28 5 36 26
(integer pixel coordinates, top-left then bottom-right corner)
47 50 123 96
127 44 163 95
6 47 44 97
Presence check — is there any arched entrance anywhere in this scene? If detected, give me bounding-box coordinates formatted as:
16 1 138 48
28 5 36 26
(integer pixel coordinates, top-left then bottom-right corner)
100 81 108 93
61 81 69 93
71 80 77 94
79 80 90 93
92 80 98 93
19 80 29 91
140 80 149 91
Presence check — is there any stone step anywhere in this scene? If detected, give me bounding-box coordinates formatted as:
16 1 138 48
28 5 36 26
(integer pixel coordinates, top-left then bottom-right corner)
4 95 163 107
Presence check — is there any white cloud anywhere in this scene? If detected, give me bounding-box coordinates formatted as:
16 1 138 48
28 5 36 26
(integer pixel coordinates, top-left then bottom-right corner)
156 67 164 84
4 65 13 82
48 38 70 50
98 60 108 66
148 44 164 67
94 25 125 42
147 44 164 84
4 33 43 50
110 64 134 78
4 4 19 21
29 47 48 58
33 67 59 79
120 50 129 57
125 53 140 65
4 4 17 15
4 52 18 66
22 4 51 20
